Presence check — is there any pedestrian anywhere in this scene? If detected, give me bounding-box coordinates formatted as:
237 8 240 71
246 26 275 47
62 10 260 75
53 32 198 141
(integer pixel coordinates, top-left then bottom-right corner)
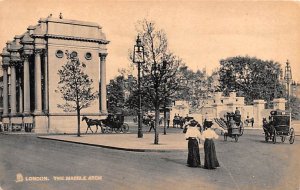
173 114 179 128
235 107 240 115
201 122 220 169
185 119 202 167
148 115 155 132
166 111 170 128
251 117 254 128
245 116 250 127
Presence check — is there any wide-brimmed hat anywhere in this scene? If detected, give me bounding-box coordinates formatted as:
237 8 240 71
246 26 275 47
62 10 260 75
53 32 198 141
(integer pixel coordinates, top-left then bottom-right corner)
206 121 213 128
190 119 198 127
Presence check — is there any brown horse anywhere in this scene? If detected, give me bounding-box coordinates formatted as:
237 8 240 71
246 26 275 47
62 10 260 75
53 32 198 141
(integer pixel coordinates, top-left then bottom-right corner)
82 116 103 133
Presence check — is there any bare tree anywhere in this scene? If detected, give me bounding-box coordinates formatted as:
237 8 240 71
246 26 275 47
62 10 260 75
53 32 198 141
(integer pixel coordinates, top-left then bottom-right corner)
57 53 98 137
134 19 182 144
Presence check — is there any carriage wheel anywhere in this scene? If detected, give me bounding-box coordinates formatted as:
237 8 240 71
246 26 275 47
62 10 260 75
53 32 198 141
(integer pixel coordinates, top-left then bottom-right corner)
224 133 227 141
235 135 239 142
114 127 120 133
289 128 295 144
121 123 129 133
107 126 113 133
281 136 286 143
100 126 105 133
265 134 268 142
272 128 277 144
240 126 244 136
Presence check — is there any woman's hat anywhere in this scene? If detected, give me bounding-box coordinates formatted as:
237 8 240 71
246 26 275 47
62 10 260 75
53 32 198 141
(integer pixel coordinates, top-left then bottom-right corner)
206 121 213 128
190 119 198 127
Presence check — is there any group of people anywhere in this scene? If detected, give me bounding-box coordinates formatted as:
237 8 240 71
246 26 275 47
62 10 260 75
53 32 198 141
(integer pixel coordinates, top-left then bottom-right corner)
142 113 167 132
245 116 255 127
184 119 220 169
173 114 194 128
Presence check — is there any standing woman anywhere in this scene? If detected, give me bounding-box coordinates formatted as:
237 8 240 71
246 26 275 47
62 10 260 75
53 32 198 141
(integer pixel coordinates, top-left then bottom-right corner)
185 120 202 167
201 122 220 169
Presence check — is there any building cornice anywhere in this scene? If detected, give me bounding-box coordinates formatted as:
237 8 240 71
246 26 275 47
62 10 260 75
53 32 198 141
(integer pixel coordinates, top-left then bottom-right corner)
44 17 102 29
34 34 110 44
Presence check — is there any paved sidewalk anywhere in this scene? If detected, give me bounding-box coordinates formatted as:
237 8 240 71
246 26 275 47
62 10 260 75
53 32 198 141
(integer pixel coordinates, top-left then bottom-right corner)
38 133 199 152
292 120 300 134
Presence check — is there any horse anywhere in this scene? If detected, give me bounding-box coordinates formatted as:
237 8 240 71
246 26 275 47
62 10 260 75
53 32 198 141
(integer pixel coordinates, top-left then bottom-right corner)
262 118 273 137
82 116 103 133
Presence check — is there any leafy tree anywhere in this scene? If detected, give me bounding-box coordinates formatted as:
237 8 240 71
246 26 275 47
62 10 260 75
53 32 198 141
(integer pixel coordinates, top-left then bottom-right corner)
174 66 219 110
133 19 182 144
57 53 98 137
107 76 126 114
174 65 196 101
125 85 154 114
218 56 285 107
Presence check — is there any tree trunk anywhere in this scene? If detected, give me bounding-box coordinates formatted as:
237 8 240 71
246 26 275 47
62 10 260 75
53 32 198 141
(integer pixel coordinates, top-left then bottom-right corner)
163 107 167 135
154 103 159 144
77 106 81 137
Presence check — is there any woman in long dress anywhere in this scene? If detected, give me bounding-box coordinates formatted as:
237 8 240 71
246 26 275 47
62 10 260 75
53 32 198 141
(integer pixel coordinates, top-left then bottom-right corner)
201 122 220 169
185 120 202 167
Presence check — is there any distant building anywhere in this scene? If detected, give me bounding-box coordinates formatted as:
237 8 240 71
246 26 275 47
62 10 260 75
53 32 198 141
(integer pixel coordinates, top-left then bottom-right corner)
0 15 109 133
291 81 300 99
170 92 287 127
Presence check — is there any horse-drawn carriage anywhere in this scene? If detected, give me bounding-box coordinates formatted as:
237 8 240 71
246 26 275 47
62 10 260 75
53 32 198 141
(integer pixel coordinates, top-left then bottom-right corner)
103 114 129 133
82 113 129 134
263 110 295 144
223 112 244 142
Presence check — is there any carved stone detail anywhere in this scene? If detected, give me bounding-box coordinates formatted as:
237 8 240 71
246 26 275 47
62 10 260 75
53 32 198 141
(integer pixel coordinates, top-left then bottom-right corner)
99 53 108 61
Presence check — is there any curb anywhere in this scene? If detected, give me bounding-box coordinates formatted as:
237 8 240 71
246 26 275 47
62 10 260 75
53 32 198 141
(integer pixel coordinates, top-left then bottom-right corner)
243 128 262 130
37 136 185 153
0 132 38 136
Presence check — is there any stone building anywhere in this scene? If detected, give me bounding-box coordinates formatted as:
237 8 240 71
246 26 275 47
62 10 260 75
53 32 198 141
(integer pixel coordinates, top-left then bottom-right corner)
170 92 287 127
291 81 300 99
199 92 286 127
0 15 109 133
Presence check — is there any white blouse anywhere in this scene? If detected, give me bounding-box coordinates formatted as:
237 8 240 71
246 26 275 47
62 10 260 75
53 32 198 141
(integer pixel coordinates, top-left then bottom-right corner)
185 127 202 139
201 128 219 140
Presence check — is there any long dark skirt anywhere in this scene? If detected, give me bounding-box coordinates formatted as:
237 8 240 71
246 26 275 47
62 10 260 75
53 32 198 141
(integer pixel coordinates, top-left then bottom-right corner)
187 138 200 167
204 139 220 169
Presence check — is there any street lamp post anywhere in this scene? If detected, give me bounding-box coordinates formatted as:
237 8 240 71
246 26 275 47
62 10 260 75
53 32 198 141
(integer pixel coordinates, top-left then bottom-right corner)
284 60 292 110
133 35 145 138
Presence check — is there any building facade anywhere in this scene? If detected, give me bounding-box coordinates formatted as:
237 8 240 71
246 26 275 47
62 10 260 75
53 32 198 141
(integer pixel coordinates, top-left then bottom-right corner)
291 81 300 99
199 92 286 127
0 15 109 133
170 92 286 127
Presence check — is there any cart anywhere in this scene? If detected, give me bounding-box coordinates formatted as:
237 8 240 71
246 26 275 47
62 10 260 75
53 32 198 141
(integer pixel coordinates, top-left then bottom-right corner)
224 112 244 142
263 110 295 144
102 114 129 133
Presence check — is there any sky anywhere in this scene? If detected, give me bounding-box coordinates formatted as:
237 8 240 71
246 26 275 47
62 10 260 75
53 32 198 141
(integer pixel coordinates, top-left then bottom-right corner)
0 0 299 83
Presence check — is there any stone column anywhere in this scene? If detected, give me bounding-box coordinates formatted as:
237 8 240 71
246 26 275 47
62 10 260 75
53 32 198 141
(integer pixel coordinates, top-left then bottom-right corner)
10 63 17 115
273 98 287 110
2 65 9 116
23 54 31 114
253 100 265 128
18 79 23 113
34 49 42 114
43 52 48 113
99 53 107 114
